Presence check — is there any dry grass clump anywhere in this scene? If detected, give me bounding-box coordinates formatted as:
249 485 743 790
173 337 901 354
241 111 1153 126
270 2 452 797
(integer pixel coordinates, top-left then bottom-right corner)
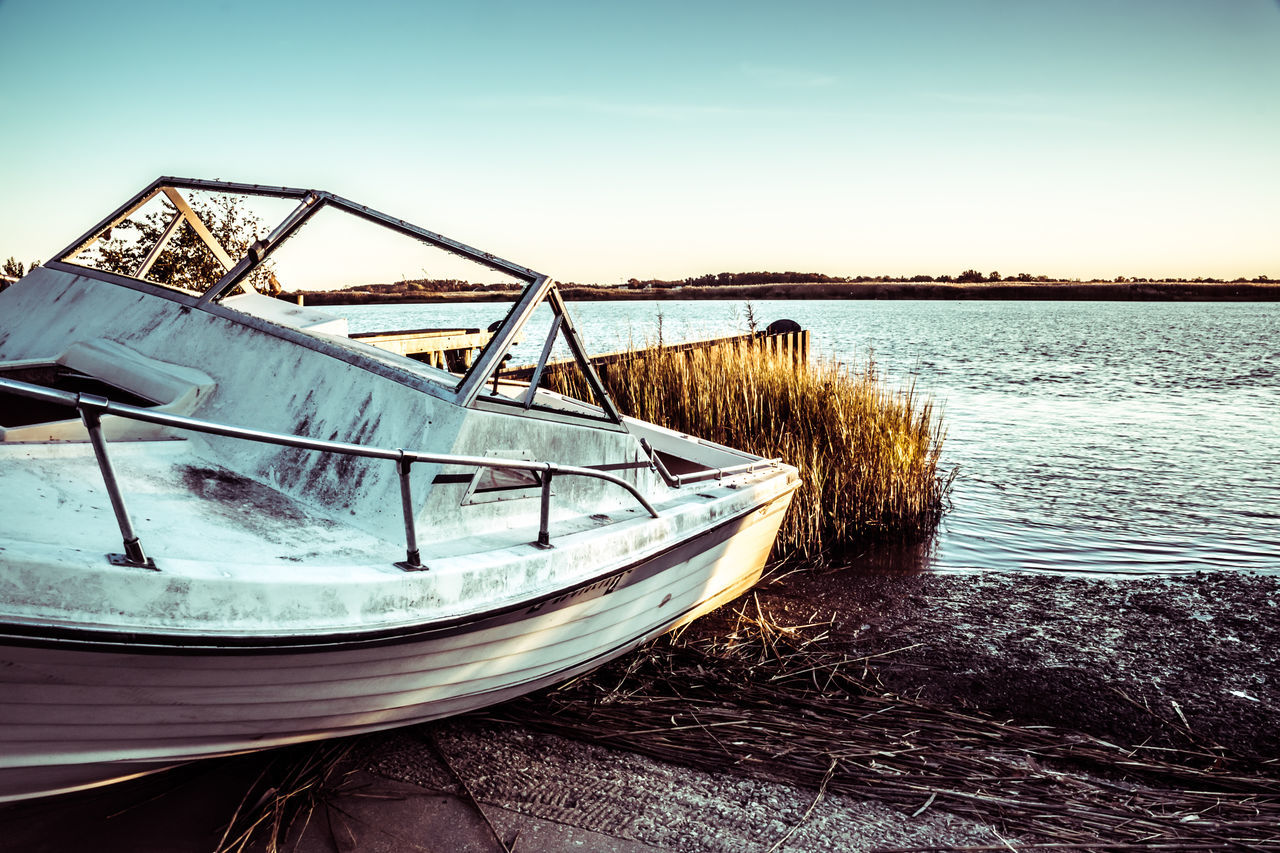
550 341 954 560
216 741 358 853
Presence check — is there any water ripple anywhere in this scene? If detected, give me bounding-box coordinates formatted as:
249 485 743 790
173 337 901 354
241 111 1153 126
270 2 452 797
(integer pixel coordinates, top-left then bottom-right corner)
333 299 1280 576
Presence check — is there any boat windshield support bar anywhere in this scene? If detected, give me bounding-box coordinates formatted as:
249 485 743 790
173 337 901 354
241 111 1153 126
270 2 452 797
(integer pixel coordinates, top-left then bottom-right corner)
76 395 155 570
1 378 659 568
160 187 239 277
457 276 553 407
134 211 183 280
546 287 622 423
524 315 563 410
197 191 322 307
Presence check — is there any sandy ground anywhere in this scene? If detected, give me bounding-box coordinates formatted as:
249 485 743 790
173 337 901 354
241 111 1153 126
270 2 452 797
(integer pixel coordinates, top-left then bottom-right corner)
3 569 1276 852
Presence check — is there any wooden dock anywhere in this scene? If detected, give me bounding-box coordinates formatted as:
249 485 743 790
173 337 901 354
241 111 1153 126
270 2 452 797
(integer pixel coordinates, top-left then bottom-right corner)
350 328 493 371
505 321 809 382
353 321 808 380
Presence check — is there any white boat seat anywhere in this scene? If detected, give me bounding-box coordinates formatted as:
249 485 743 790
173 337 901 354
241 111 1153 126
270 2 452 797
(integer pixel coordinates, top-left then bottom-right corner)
0 339 215 442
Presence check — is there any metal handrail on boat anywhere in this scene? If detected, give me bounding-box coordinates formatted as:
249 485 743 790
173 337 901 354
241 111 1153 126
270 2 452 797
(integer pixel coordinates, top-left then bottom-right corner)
638 437 783 488
0 376 660 572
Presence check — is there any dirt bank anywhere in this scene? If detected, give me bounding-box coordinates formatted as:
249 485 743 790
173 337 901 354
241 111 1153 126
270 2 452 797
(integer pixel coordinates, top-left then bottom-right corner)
344 569 1280 851
752 568 1279 762
3 569 1275 852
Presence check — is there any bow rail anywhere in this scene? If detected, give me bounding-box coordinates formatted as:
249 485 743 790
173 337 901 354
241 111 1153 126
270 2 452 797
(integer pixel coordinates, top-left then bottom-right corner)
0 377 660 571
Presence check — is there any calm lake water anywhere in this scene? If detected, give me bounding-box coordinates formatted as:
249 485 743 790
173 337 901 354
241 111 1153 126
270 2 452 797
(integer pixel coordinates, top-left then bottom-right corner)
327 299 1280 577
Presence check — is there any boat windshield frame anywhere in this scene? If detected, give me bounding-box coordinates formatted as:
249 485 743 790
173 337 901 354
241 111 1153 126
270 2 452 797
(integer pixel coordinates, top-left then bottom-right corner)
47 177 623 423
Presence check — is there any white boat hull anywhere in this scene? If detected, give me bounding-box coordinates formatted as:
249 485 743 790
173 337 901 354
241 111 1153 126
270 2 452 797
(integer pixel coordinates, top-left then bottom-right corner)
0 491 791 802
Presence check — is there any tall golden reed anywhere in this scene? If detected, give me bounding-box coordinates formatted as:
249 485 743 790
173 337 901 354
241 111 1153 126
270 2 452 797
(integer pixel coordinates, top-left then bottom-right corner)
551 341 954 561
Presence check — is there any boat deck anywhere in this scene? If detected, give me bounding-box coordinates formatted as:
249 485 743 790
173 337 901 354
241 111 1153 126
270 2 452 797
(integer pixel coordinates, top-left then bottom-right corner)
0 439 397 570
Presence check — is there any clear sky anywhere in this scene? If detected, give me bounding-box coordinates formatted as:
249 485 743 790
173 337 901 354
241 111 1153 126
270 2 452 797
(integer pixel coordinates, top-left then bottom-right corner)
1 0 1277 286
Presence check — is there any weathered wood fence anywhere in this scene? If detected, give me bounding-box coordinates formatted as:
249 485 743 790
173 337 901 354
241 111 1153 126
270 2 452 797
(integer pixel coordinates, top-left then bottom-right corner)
506 321 809 383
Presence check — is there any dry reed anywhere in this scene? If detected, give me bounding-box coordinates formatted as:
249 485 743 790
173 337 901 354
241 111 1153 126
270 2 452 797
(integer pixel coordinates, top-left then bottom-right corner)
484 600 1280 850
216 740 358 853
549 340 955 560
217 605 1280 851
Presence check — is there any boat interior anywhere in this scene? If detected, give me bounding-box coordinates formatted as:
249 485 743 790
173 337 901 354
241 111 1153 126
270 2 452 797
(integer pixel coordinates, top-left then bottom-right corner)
0 179 779 582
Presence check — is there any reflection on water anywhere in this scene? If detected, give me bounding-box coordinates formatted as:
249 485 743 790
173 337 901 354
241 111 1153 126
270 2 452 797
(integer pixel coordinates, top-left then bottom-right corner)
331 299 1280 576
824 536 941 577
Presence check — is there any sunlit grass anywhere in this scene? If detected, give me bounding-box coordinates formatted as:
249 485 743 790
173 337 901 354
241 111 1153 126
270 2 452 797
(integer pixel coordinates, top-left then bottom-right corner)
550 341 955 561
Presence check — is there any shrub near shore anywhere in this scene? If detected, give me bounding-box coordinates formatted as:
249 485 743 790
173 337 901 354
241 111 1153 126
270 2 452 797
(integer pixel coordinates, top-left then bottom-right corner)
549 341 954 560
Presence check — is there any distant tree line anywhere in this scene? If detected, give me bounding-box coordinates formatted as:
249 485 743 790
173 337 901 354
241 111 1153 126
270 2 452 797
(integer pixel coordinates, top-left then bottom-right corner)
627 271 849 289
3 253 1275 298
361 279 517 293
617 270 1276 288
329 269 1277 295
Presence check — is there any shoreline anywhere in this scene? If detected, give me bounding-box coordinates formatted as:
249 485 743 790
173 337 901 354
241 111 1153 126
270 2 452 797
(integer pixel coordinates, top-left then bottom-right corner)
6 567 1274 852
753 567 1279 761
425 568 1280 851
283 280 1280 306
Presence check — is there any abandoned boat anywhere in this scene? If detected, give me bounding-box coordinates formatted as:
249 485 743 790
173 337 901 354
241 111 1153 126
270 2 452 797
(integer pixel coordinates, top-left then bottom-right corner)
0 178 798 802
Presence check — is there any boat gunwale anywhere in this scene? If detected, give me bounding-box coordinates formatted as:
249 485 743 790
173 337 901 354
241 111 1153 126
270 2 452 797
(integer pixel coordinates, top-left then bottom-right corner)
0 485 796 655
